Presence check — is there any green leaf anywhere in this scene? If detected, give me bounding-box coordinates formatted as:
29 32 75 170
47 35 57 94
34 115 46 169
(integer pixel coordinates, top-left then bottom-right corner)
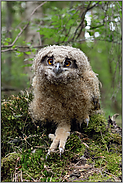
22 64 32 68
15 51 23 57
25 51 31 55
87 30 95 36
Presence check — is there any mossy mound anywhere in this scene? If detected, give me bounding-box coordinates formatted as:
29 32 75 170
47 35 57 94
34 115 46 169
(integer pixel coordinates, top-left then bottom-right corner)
1 92 122 182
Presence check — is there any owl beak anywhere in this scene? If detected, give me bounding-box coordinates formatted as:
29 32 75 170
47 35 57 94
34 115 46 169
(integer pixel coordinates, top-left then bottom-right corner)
56 63 60 71
53 63 63 75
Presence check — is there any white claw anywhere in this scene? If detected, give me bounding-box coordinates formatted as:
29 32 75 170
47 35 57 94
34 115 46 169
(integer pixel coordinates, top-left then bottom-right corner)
85 118 89 126
46 150 50 160
59 147 64 157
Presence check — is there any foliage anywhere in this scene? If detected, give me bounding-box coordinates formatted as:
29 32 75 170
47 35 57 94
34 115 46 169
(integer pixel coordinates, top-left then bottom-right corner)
37 6 80 44
1 1 122 118
1 92 122 182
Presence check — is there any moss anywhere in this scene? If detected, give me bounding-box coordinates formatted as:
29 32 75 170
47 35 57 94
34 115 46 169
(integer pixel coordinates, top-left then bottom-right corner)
88 174 115 182
1 92 122 182
66 132 83 152
84 114 107 135
1 152 21 182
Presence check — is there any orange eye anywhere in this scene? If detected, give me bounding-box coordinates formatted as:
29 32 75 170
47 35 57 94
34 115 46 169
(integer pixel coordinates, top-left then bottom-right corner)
48 58 53 65
64 60 71 67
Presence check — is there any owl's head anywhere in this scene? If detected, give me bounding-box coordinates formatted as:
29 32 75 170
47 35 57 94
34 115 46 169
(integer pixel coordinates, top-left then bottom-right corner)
33 45 91 84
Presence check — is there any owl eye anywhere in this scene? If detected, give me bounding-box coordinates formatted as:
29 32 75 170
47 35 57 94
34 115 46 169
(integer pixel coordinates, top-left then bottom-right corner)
47 58 53 65
64 60 71 67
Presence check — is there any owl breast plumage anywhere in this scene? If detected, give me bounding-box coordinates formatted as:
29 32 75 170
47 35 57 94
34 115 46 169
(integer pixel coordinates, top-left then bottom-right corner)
29 45 100 157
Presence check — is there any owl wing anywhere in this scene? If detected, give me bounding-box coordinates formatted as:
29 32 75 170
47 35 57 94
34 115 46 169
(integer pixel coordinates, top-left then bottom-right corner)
83 70 101 111
92 96 100 110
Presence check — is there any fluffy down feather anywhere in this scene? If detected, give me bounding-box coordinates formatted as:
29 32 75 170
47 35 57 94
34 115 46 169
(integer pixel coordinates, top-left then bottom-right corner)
29 45 100 156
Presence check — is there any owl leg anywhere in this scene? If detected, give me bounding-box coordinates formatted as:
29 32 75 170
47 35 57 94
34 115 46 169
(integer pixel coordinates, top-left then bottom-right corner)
46 123 70 158
58 128 70 157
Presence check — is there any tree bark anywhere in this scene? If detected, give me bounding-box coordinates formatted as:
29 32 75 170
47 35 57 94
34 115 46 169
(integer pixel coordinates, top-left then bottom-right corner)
24 2 43 82
5 2 13 85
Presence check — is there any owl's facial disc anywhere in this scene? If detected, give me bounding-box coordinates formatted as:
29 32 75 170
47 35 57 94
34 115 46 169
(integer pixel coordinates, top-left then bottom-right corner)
41 55 78 80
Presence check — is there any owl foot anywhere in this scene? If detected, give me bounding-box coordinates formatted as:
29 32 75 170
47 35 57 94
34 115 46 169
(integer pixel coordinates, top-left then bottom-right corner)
46 146 64 159
46 124 70 159
46 150 51 160
59 147 64 157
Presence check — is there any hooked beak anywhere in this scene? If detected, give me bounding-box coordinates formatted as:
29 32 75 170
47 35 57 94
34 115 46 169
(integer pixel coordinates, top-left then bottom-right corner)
53 63 63 75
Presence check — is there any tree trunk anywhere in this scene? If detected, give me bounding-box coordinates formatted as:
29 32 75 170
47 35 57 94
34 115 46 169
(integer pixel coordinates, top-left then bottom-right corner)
24 2 43 83
5 2 13 85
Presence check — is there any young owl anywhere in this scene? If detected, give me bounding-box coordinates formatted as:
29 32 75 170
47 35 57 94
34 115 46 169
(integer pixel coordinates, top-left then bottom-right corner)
29 45 100 157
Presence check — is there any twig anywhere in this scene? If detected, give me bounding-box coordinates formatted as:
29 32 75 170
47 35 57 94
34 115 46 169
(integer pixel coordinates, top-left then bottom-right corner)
25 172 36 182
117 1 122 9
71 1 100 41
103 170 121 181
74 164 93 169
83 142 89 148
100 131 109 152
21 170 23 182
34 145 46 149
2 37 121 53
1 2 47 49
1 45 46 52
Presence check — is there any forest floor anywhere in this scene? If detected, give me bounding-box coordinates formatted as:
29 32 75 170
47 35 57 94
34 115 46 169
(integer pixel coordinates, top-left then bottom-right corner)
1 91 122 182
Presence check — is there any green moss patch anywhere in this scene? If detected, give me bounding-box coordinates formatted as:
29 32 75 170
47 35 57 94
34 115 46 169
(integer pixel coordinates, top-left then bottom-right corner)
1 92 122 182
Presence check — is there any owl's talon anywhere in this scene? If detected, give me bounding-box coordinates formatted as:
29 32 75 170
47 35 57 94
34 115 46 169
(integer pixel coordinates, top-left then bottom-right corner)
46 150 50 160
85 118 89 126
59 147 64 157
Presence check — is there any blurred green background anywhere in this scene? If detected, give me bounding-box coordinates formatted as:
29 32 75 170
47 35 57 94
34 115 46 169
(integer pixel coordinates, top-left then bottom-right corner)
1 1 122 125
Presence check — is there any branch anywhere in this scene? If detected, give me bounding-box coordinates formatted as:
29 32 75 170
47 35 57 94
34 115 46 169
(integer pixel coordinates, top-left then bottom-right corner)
1 45 47 53
90 24 104 30
71 1 100 41
1 2 47 49
2 37 122 53
1 87 17 91
86 1 100 11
